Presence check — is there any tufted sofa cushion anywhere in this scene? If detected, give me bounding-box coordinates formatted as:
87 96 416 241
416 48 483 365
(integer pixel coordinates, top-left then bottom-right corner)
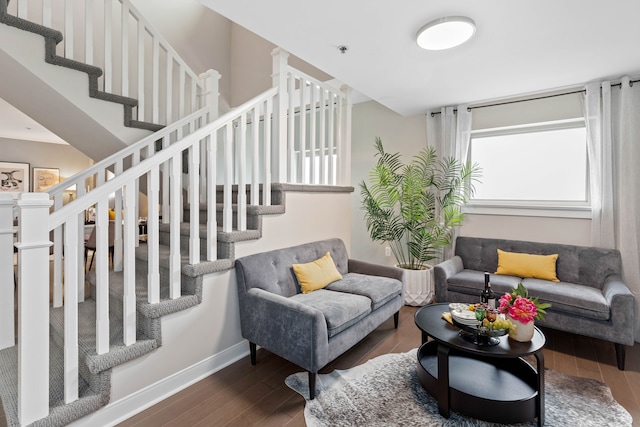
326 273 404 311
289 289 372 337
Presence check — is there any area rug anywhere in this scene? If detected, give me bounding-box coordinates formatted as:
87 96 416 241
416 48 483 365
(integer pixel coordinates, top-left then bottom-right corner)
285 349 632 426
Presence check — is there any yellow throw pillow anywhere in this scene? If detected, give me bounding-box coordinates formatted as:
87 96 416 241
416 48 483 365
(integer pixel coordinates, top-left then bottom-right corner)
495 249 560 282
108 209 116 220
292 252 343 294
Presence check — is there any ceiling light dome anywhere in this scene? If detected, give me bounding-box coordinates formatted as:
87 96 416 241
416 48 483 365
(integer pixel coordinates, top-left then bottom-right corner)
416 16 476 50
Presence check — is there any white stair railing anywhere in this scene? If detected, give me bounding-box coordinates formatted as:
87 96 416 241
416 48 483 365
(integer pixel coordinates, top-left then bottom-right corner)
7 48 352 426
271 48 352 186
6 0 206 126
42 69 219 310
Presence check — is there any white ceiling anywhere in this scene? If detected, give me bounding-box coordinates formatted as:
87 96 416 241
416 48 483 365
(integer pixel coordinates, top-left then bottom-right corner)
201 0 640 116
0 97 66 144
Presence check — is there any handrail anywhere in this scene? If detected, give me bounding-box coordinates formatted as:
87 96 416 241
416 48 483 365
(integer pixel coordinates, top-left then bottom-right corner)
45 107 209 197
49 86 279 230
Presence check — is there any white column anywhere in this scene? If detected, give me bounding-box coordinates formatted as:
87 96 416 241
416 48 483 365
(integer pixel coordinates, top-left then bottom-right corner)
16 193 52 425
271 48 290 183
0 194 15 350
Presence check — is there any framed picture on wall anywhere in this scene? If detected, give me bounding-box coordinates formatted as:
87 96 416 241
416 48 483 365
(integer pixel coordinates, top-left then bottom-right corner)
33 167 59 192
0 161 29 193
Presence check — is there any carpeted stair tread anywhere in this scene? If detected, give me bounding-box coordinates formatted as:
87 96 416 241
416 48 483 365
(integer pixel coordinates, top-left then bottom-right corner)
0 342 108 427
91 90 138 107
129 120 165 132
87 269 201 319
158 222 262 243
185 202 285 216
134 242 233 277
50 299 157 374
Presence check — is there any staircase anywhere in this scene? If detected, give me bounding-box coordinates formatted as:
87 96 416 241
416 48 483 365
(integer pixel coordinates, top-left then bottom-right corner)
0 0 210 160
0 2 353 425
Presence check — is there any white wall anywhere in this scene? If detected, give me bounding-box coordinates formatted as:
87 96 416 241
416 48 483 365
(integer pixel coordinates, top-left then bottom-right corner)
131 0 232 106
229 23 333 107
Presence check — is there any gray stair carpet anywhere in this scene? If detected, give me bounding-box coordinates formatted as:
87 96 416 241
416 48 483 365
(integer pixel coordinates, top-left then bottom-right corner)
0 0 163 132
0 185 295 426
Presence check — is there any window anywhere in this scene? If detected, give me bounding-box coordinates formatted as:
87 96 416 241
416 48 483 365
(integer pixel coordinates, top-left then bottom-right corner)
468 119 589 217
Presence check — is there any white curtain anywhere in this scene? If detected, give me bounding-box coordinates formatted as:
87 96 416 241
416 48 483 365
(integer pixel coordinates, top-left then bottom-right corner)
426 104 472 261
612 77 640 341
584 82 615 249
585 77 640 341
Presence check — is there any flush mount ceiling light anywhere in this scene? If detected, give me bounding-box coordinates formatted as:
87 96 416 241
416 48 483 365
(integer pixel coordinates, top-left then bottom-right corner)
416 16 476 50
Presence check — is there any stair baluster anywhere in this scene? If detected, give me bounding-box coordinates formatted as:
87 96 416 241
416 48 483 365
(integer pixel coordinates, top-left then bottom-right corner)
63 213 79 404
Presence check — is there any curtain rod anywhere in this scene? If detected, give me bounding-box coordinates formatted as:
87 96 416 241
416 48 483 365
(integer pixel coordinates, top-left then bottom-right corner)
429 78 639 117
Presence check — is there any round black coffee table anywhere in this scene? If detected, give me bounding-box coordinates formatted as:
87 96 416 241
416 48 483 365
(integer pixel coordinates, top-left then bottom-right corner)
415 303 546 426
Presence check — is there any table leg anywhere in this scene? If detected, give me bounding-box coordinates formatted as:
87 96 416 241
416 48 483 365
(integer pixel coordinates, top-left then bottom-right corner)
437 344 450 418
422 330 429 344
535 351 545 426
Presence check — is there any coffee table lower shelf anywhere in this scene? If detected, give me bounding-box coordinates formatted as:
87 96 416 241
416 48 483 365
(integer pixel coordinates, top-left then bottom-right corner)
417 341 539 424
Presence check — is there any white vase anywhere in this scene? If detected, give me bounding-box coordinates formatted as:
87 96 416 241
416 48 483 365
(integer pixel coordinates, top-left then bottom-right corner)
508 317 535 342
399 265 434 306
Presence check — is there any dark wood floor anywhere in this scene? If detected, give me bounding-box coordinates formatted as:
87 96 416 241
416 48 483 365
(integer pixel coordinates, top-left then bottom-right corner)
117 306 640 427
2 306 638 426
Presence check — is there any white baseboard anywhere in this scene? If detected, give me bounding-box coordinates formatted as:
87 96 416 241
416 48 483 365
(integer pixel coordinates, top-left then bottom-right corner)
68 341 249 427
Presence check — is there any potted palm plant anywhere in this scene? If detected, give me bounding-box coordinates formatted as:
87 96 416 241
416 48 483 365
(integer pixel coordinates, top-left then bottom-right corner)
360 137 480 305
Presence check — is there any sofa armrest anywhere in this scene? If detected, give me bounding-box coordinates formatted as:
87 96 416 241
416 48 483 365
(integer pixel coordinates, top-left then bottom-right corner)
603 275 636 345
348 259 404 282
434 256 464 302
240 288 329 371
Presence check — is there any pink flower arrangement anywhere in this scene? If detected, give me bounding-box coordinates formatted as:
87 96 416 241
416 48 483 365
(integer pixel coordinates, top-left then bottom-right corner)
499 283 551 324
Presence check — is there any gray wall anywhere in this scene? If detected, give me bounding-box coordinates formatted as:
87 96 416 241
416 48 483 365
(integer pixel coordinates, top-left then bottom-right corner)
350 100 427 266
0 137 92 187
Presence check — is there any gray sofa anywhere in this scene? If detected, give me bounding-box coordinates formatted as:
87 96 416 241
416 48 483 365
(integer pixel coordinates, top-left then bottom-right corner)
234 238 404 399
435 236 636 370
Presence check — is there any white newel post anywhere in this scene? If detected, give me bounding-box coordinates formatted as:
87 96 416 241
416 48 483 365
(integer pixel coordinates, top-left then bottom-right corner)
0 194 15 351
16 193 52 425
200 69 220 124
271 47 290 183
340 85 353 186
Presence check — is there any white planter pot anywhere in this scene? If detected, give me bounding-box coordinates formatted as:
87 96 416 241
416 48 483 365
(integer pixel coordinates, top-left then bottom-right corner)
508 317 535 342
399 265 434 306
